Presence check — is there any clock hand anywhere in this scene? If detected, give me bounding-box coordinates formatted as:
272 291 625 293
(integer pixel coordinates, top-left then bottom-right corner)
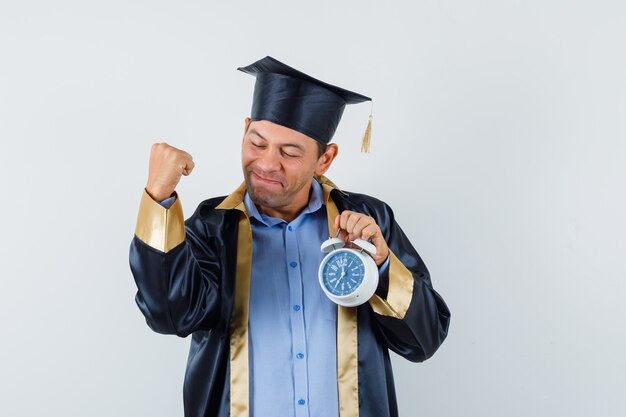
335 274 344 288
335 267 346 288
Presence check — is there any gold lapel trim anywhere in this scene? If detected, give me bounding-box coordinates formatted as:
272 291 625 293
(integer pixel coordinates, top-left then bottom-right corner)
217 177 359 417
229 210 252 417
321 180 360 417
216 182 251 417
216 181 247 211
368 251 414 319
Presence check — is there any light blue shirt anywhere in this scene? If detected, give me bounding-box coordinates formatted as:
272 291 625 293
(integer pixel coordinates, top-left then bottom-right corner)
244 180 339 417
159 180 389 417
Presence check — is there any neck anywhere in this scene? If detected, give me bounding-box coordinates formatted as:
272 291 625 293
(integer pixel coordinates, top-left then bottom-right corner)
257 205 303 223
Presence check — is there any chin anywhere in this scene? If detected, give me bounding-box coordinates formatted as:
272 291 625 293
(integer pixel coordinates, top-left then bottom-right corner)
249 189 284 208
246 180 279 206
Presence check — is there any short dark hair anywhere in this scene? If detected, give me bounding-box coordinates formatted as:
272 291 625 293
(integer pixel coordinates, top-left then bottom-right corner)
316 142 328 158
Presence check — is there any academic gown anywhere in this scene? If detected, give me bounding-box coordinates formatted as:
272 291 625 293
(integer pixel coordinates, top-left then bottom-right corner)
129 176 450 417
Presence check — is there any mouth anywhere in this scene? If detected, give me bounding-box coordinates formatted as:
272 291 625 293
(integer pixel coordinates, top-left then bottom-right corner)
251 171 283 187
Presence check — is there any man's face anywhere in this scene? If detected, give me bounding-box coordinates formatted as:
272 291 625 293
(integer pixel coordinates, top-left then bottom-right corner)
241 119 326 212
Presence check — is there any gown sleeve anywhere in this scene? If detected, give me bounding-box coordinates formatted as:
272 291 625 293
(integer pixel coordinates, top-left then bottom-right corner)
367 202 451 362
128 189 222 337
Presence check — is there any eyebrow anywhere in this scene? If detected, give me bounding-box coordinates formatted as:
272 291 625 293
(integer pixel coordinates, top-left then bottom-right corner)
248 128 306 152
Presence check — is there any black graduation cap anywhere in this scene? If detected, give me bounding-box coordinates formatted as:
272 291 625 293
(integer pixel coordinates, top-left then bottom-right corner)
238 56 373 150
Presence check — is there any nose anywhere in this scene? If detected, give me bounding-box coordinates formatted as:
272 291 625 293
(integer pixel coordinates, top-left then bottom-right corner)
255 147 281 173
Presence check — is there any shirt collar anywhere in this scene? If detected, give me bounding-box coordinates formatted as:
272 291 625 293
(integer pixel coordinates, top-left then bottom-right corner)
244 179 325 227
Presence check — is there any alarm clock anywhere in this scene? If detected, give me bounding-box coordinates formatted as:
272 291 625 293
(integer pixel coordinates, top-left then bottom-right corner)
318 233 379 307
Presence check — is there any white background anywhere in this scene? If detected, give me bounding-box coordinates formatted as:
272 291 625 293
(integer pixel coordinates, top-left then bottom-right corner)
1 1 625 416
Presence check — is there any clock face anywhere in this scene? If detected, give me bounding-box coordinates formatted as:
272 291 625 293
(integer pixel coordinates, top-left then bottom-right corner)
322 251 365 297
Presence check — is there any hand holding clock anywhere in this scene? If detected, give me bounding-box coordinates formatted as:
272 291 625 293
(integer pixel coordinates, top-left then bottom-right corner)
334 211 390 266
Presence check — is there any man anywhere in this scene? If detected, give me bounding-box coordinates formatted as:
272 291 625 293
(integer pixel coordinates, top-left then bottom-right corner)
129 56 450 417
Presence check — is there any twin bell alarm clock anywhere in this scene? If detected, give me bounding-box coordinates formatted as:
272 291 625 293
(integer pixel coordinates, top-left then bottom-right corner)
318 230 379 307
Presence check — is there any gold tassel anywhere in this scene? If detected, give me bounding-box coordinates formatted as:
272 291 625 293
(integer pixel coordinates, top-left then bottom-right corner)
361 100 373 153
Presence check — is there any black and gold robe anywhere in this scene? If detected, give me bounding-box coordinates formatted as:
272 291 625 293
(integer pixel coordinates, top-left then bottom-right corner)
129 176 450 417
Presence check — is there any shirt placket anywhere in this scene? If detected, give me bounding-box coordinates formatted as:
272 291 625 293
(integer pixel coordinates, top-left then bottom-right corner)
285 222 310 416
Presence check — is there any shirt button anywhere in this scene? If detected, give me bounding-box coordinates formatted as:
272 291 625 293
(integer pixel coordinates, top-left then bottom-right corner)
298 399 306 405
290 261 298 268
293 304 301 312
296 353 304 359
288 225 293 231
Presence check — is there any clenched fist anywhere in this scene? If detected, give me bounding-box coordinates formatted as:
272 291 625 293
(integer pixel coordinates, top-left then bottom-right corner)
145 142 195 201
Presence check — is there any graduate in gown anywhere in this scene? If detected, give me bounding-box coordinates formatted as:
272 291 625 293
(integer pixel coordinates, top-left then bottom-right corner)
129 56 451 417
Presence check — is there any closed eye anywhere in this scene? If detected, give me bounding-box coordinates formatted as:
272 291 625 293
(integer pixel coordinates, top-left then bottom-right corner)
282 150 299 158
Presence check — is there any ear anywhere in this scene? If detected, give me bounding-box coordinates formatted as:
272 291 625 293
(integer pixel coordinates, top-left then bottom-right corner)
314 143 339 177
242 117 251 145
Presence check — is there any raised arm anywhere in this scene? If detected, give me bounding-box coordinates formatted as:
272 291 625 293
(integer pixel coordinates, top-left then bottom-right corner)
128 143 222 337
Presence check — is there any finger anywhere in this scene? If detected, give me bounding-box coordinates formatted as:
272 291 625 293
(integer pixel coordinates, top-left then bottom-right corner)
182 159 195 176
360 223 381 241
352 216 374 238
334 214 341 232
345 213 361 235
337 229 350 243
180 149 194 160
339 210 350 229
338 210 351 231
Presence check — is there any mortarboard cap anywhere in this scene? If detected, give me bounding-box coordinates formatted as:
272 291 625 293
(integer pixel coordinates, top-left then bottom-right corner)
238 56 373 150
